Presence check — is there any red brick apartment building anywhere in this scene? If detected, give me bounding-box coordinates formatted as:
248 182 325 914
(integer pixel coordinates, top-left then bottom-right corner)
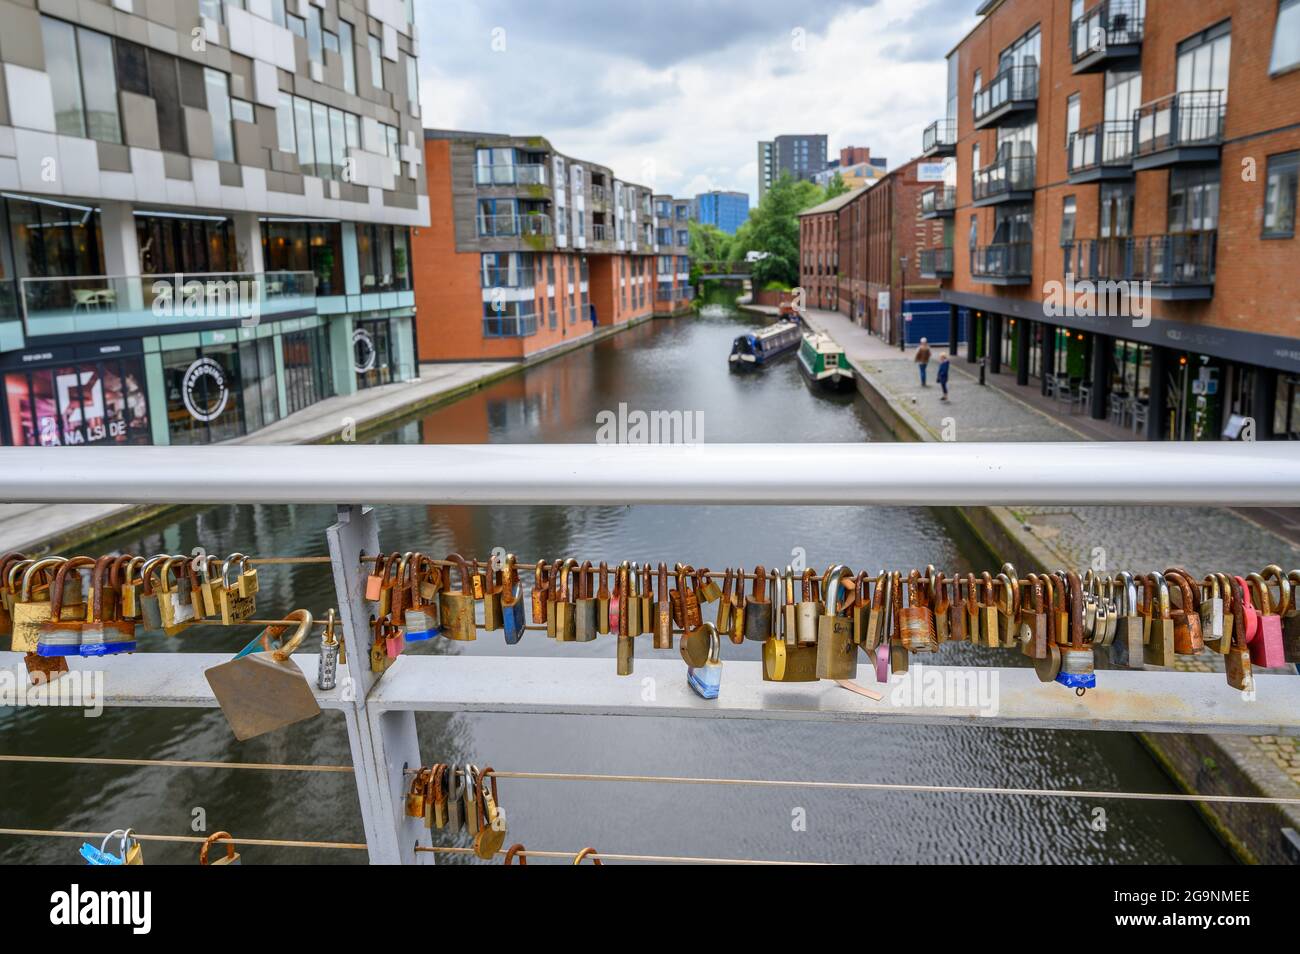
414 131 692 362
917 0 1300 439
798 188 856 311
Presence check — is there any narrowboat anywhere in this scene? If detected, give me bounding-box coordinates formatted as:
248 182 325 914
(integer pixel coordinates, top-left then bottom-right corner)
728 318 802 371
797 333 855 392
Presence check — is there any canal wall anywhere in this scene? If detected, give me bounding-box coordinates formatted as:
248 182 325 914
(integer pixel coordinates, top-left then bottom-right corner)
846 347 1300 866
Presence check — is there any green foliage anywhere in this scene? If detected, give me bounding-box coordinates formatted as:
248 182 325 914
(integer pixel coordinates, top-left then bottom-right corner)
687 220 732 265
737 173 825 288
823 171 849 200
762 280 792 292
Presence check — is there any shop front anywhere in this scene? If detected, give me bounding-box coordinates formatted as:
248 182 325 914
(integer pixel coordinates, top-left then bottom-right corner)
2 344 150 446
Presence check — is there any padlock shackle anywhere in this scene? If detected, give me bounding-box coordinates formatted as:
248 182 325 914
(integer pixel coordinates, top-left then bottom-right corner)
255 608 313 659
1260 564 1291 617
49 555 94 618
200 831 237 865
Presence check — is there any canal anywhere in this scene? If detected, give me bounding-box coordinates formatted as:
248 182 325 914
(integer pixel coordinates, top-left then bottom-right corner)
0 287 1232 864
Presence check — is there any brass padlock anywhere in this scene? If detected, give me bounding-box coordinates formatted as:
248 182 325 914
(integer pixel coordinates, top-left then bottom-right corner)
899 568 937 653
696 567 722 604
473 767 507 860
1165 566 1204 656
1143 571 1175 668
1018 573 1047 659
712 568 734 633
531 560 551 627
676 562 702 630
199 831 241 866
1284 568 1300 663
481 557 504 632
218 554 256 627
205 609 322 741
977 572 999 648
995 570 1018 648
622 561 641 637
553 558 578 641
596 561 611 635
640 563 654 635
816 565 857 680
1199 573 1226 650
438 553 477 641
929 568 950 644
1224 576 1255 692
573 560 598 642
1109 571 1144 668
795 568 821 647
743 564 772 642
653 562 673 649
36 556 93 657
765 567 818 682
406 768 431 818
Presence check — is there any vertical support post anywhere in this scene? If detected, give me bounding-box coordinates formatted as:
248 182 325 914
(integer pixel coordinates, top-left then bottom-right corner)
1147 345 1169 441
326 504 431 865
1041 323 1055 396
966 311 979 363
1090 332 1112 420
947 304 959 353
1015 317 1031 387
988 313 1002 375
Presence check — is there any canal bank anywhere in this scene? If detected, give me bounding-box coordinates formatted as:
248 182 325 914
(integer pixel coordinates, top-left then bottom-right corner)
773 302 1300 865
0 314 658 556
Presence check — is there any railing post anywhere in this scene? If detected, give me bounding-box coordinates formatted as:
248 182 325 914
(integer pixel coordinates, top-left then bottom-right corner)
326 504 431 865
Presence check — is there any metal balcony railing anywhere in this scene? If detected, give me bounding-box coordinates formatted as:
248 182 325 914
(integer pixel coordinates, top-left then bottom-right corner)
1071 0 1145 65
1067 231 1217 289
18 271 316 337
590 184 608 204
1068 120 1135 176
475 163 548 186
478 213 553 238
922 118 957 154
1134 90 1225 159
971 242 1032 281
592 223 609 241
972 156 1036 203
919 247 954 278
481 266 536 288
921 186 957 216
972 64 1039 126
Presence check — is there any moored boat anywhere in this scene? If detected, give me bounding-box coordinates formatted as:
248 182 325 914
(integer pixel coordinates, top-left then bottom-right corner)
797 332 854 392
728 318 802 371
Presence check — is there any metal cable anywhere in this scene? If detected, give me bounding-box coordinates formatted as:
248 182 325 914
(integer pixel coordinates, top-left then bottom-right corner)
0 828 365 850
418 845 826 865
0 755 352 774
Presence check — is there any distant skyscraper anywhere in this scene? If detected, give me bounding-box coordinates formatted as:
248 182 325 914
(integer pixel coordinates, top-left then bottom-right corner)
694 191 750 234
758 135 829 199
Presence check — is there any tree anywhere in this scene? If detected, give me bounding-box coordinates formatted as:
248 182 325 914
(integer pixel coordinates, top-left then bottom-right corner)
687 220 732 267
735 173 825 288
823 171 848 200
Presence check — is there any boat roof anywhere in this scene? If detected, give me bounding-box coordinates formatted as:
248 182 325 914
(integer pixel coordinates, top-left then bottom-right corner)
802 332 844 352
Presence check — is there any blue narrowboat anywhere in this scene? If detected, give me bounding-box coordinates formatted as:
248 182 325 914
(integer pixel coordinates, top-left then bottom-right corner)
728 319 802 371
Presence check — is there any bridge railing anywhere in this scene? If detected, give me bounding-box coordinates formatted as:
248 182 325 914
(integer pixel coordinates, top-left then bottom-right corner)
2 442 1299 864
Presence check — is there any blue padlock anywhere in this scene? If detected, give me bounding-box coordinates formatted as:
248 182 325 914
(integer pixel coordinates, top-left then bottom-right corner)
401 555 440 642
686 623 722 700
501 555 527 645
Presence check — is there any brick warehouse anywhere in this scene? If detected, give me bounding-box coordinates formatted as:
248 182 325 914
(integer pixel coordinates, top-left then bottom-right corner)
920 0 1300 440
413 131 692 363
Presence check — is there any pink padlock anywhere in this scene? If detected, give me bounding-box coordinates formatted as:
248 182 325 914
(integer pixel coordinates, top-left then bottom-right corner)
1234 576 1259 645
874 641 890 683
1246 570 1288 669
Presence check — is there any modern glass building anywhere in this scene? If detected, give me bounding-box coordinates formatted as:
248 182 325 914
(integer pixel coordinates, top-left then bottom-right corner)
0 0 427 447
693 191 749 235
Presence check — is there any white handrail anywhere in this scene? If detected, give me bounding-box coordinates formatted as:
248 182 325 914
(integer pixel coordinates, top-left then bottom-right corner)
0 443 1296 506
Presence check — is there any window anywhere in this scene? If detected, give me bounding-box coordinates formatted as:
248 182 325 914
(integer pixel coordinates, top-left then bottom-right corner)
6 358 150 447
1066 93 1079 148
339 20 357 94
968 215 978 251
385 124 401 177
293 96 315 173
1273 0 1300 73
40 17 122 144
163 346 245 445
198 0 223 22
1177 21 1231 99
1168 168 1220 233
405 54 419 108
1100 182 1134 238
205 68 235 163
305 7 323 63
270 0 286 28
324 30 339 54
369 35 384 90
231 98 254 124
114 38 150 96
148 52 186 154
1060 196 1077 246
276 93 295 153
1263 151 1298 238
286 14 305 37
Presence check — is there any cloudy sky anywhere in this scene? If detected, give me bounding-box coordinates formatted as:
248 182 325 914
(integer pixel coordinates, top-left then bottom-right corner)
415 0 978 204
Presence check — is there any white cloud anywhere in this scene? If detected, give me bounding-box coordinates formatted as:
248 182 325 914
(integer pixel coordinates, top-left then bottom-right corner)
417 0 977 205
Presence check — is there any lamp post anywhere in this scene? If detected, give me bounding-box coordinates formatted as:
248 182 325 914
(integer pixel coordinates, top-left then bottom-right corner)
898 254 908 352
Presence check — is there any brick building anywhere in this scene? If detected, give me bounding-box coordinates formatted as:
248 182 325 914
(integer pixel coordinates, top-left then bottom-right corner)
797 187 859 312
414 131 691 362
922 0 1300 440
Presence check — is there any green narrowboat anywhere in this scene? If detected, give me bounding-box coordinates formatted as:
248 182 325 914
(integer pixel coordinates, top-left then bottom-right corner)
797 333 854 392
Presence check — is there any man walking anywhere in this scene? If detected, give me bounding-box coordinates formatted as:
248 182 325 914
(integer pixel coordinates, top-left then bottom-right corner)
937 352 950 402
915 337 932 387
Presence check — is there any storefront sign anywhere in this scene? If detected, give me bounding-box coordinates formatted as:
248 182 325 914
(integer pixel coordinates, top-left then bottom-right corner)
916 161 948 183
181 357 230 423
352 327 377 374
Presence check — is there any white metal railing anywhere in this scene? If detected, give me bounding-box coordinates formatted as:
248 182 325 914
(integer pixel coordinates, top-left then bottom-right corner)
3 443 1300 865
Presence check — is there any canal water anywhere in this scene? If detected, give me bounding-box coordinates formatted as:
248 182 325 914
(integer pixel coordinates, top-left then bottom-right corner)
0 287 1231 864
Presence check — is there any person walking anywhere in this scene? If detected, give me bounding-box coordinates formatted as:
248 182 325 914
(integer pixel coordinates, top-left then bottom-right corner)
937 352 950 402
915 337 932 387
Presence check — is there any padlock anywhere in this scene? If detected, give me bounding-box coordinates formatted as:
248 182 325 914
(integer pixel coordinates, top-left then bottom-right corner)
553 558 578 641
888 574 909 675
1165 566 1203 656
1056 572 1095 692
376 551 401 617
859 570 888 654
196 555 221 618
544 559 562 637
615 565 634 675
503 844 528 865
501 555 528 645
1141 571 1175 667
1224 577 1255 693
678 606 713 669
1109 571 1144 669
676 563 702 630
795 568 821 647
1284 568 1300 663
0 552 25 638
653 562 673 649
898 568 936 654
743 564 772 642
317 609 340 691
686 621 723 699
385 568 408 658
766 566 818 682
428 764 448 829
1017 573 1047 659
137 555 167 631
217 554 256 628
929 568 951 644
596 561 611 635
463 764 481 836
1246 569 1288 669
1214 572 1236 657
479 557 503 633
418 558 442 603
945 572 968 642
696 567 723 604
995 570 1018 647
816 565 858 680
86 829 143 866
446 763 465 833
165 555 202 635
37 556 94 657
1198 574 1225 650
712 568 734 633
369 615 395 673
406 768 431 818
199 832 241 866
573 560 599 642
438 553 477 641
531 560 551 626
977 572 999 648
79 556 137 657
728 567 746 643
113 556 141 622
763 568 788 681
204 609 322 741
609 561 627 638
403 555 441 642
851 570 872 645
473 767 508 859
364 554 389 603
618 561 638 637
237 556 260 599
640 563 655 634
1085 570 1115 648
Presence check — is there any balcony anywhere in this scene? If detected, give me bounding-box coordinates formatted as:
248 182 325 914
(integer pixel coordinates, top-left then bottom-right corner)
919 247 954 279
920 186 956 219
972 64 1038 130
591 223 609 242
477 213 553 238
1066 231 1217 300
1132 91 1225 171
972 155 1036 207
481 266 537 289
970 243 1032 285
921 119 956 157
475 163 548 187
1071 0 1144 73
590 184 609 205
16 271 316 338
1067 120 1135 183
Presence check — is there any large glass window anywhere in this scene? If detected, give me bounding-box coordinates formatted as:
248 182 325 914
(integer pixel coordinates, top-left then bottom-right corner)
149 51 187 154
305 6 324 63
276 93 296 154
282 326 334 417
204 68 235 163
260 219 343 295
237 338 280 434
136 212 236 275
405 53 418 108
1273 0 1300 73
354 318 395 389
339 20 357 94
1168 168 1220 233
369 34 384 90
5 357 149 447
1177 21 1232 99
41 17 122 144
163 346 244 445
1263 151 1298 238
294 97 315 173
1100 182 1134 238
